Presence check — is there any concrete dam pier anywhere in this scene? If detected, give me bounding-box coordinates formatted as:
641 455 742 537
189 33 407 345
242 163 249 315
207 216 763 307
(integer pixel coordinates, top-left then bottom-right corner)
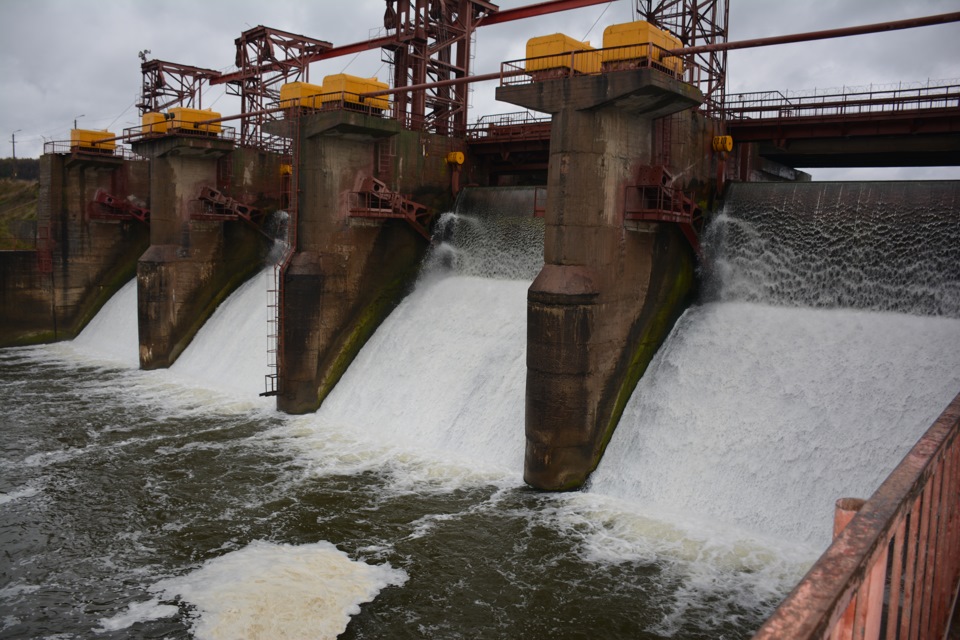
498 70 703 490
0 151 149 346
132 134 277 370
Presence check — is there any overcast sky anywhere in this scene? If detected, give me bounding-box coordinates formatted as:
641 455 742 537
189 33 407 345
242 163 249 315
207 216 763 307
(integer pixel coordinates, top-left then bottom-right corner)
1 0 957 180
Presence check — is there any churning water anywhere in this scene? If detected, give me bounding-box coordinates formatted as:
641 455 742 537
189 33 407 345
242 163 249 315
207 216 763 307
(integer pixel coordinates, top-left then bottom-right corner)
2 183 959 639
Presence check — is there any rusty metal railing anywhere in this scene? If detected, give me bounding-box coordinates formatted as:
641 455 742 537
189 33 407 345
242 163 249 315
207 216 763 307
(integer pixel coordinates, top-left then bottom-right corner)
725 81 960 122
42 140 145 161
754 390 960 639
465 111 552 142
122 123 238 145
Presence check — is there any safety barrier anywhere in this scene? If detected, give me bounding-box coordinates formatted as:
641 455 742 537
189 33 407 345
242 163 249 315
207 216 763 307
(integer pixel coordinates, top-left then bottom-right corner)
754 391 960 639
122 123 238 144
42 140 144 161
725 81 960 121
465 111 552 142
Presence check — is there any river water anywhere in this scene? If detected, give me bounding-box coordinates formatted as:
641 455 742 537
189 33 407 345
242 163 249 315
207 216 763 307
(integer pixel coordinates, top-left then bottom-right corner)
2 183 959 639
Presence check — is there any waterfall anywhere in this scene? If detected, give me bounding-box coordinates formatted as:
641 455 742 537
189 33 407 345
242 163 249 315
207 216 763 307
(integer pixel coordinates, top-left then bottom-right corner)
704 181 960 316
71 277 139 367
314 187 544 474
590 180 960 548
171 268 274 399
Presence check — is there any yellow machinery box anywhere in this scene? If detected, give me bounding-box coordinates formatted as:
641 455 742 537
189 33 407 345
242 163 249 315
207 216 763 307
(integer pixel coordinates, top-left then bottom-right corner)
70 129 117 151
525 33 600 75
601 20 683 73
167 107 222 134
141 112 168 135
321 74 390 111
279 82 324 109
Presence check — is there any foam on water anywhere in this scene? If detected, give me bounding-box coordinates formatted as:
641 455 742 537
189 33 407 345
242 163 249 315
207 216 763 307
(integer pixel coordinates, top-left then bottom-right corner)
146 540 406 640
95 599 180 633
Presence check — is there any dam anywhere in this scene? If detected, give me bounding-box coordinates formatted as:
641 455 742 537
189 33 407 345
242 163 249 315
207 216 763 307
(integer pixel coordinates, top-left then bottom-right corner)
2 181 959 637
2 0 960 637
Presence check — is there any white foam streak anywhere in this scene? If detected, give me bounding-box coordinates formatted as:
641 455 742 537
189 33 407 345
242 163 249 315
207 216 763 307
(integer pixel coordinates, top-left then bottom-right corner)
95 599 179 633
151 540 406 640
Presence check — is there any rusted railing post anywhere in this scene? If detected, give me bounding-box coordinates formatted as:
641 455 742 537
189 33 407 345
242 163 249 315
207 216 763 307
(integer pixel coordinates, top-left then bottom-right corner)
829 498 887 640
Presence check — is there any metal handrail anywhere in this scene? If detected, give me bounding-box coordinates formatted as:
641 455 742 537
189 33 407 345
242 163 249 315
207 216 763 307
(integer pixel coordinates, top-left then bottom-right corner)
754 390 960 639
465 111 552 141
726 83 960 121
122 123 238 144
42 140 146 161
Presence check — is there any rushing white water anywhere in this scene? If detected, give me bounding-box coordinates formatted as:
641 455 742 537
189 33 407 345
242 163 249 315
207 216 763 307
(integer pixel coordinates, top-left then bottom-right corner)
24 182 958 638
172 268 274 399
592 180 960 549
706 181 960 316
310 191 544 477
71 277 139 367
589 303 960 548
316 274 529 475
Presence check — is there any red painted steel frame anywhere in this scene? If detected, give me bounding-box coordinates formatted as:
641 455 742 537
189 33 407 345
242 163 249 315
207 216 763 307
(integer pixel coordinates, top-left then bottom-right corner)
310 0 614 62
675 11 960 55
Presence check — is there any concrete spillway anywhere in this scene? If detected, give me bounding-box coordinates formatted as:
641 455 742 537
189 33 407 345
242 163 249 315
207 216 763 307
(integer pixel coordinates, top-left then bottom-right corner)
316 187 543 470
591 180 960 548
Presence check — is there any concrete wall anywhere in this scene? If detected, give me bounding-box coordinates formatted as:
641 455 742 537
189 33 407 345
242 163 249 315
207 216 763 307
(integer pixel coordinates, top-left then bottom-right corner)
0 153 149 347
278 110 459 414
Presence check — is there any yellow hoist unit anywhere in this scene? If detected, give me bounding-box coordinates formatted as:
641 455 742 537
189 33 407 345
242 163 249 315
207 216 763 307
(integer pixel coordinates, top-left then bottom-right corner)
601 20 683 74
141 112 168 135
279 82 325 110
70 129 117 152
525 33 601 75
167 107 222 134
320 74 390 111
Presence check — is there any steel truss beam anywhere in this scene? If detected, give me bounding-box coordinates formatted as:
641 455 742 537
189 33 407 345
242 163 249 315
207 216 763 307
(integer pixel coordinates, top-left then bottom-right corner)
638 0 729 117
220 26 333 147
138 60 221 116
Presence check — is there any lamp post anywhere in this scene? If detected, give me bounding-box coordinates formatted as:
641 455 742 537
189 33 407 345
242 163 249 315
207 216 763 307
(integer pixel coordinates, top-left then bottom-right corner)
10 129 22 179
73 114 85 130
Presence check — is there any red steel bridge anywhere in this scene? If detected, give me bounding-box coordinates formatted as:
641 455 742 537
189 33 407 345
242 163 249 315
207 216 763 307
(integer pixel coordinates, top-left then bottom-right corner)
466 79 960 174
725 81 960 168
